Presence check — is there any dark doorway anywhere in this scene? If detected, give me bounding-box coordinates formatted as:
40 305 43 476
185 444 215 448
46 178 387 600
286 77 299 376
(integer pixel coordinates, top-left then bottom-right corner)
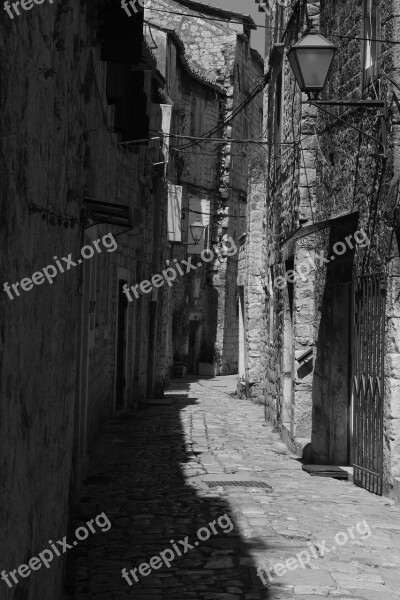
116 279 128 410
312 221 357 465
146 300 157 398
188 320 201 374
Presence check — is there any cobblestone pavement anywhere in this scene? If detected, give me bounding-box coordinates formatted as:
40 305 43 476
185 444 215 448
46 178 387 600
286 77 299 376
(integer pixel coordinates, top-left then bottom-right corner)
69 377 400 600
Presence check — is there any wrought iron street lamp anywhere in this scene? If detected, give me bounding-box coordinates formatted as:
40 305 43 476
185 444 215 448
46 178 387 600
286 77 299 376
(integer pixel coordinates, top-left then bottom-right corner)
288 27 337 99
170 219 206 254
287 26 387 156
287 26 386 109
189 219 206 245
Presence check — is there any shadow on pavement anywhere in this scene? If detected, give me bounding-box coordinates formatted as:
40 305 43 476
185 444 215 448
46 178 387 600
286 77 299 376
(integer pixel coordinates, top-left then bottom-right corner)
65 390 272 599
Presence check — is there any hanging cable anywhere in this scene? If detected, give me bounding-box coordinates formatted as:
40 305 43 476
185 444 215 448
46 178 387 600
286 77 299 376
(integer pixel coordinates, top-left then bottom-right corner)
178 73 271 151
149 130 303 146
182 207 247 218
310 102 386 156
145 6 400 45
171 147 247 157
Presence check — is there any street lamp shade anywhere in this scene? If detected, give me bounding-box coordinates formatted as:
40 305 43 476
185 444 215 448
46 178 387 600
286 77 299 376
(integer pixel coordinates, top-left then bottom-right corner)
189 219 206 244
287 28 337 96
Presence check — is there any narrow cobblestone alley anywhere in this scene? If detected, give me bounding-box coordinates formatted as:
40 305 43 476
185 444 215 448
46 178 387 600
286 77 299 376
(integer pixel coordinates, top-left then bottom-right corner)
69 377 400 600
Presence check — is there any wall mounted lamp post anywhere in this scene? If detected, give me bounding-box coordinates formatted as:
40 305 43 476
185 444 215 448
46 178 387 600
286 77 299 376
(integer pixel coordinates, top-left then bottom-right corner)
287 28 338 101
170 219 206 256
287 26 387 155
188 219 206 245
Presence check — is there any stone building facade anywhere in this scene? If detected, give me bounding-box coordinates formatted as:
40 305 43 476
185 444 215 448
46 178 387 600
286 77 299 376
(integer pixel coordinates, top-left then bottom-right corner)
144 21 224 378
240 0 400 499
0 2 171 599
145 0 264 375
237 149 267 400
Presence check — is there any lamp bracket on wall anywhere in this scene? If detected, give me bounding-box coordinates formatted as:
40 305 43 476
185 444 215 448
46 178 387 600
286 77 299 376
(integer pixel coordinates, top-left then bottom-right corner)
302 100 385 108
303 99 388 158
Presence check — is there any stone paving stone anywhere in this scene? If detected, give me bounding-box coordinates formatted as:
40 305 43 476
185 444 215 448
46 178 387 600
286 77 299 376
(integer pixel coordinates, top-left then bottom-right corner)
293 586 331 595
68 377 400 599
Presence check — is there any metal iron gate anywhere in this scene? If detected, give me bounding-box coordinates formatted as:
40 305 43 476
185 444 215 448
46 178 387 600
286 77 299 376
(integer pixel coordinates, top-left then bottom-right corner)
352 273 387 495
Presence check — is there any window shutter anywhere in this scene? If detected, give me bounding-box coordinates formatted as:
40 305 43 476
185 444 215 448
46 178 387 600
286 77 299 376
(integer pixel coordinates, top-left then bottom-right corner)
168 185 183 242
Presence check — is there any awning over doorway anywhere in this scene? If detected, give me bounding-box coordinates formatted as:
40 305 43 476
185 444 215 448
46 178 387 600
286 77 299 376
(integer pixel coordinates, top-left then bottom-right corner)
83 198 134 230
282 208 358 259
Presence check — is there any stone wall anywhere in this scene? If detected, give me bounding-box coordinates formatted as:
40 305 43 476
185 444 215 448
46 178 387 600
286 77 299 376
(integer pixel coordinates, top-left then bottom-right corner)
146 1 264 376
253 0 400 495
237 147 267 402
316 0 400 489
145 24 223 374
145 0 238 81
215 37 264 375
0 4 91 598
0 3 170 599
72 40 170 469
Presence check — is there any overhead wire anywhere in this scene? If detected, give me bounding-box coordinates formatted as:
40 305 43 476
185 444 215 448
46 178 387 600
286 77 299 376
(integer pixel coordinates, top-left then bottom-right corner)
182 207 246 218
144 17 270 154
145 3 396 215
177 75 270 151
143 3 399 246
123 132 304 150
144 6 400 45
310 102 386 155
171 147 247 157
150 131 301 145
